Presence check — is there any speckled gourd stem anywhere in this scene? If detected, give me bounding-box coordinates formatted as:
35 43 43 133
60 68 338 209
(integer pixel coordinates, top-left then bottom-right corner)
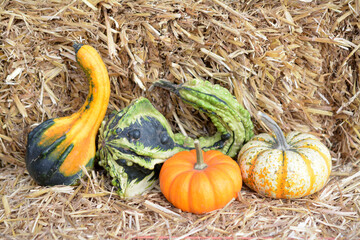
257 111 290 151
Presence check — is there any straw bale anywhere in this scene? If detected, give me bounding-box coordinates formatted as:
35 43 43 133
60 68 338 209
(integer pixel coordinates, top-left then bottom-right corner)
1 0 360 238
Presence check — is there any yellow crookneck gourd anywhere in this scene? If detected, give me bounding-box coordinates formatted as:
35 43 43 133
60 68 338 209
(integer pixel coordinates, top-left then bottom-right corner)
25 43 110 185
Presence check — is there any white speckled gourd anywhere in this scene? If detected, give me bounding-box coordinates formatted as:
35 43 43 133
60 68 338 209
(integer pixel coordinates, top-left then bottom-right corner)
237 112 332 199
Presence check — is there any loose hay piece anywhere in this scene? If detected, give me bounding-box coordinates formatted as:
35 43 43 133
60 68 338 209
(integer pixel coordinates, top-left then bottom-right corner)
1 0 360 239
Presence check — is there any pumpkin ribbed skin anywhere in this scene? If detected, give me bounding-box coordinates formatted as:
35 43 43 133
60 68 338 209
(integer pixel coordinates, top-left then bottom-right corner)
160 149 242 214
25 43 110 185
237 113 332 199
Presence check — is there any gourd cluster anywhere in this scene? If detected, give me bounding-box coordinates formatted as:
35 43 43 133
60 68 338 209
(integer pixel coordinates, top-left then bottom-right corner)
25 44 332 215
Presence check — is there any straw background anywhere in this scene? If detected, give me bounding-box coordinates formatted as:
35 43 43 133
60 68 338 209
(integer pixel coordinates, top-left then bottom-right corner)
1 0 360 239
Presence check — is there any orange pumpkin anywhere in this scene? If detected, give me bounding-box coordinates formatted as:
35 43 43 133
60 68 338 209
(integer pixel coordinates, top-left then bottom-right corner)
159 141 242 214
237 112 332 199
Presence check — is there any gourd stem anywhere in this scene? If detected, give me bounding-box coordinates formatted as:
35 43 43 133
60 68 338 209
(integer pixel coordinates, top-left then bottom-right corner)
258 111 290 151
194 140 208 170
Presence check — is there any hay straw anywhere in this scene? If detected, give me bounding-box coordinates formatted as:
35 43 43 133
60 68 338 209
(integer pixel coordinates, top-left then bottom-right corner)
1 0 360 238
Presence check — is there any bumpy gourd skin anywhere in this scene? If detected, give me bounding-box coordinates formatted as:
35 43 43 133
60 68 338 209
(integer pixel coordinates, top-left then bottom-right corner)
98 97 230 198
25 43 110 186
153 78 254 158
98 79 253 198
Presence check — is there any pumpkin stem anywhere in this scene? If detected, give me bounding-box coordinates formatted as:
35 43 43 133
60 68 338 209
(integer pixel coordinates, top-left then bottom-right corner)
194 140 208 170
257 112 290 151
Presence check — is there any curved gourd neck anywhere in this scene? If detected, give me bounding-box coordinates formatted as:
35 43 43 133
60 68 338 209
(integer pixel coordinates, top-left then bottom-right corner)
73 43 110 128
257 112 290 151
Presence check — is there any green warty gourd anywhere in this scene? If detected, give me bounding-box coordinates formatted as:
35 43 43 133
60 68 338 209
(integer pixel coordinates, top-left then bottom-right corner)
97 78 254 198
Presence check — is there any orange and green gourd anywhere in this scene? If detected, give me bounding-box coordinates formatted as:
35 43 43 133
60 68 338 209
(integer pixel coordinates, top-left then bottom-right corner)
25 43 110 185
237 112 332 199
